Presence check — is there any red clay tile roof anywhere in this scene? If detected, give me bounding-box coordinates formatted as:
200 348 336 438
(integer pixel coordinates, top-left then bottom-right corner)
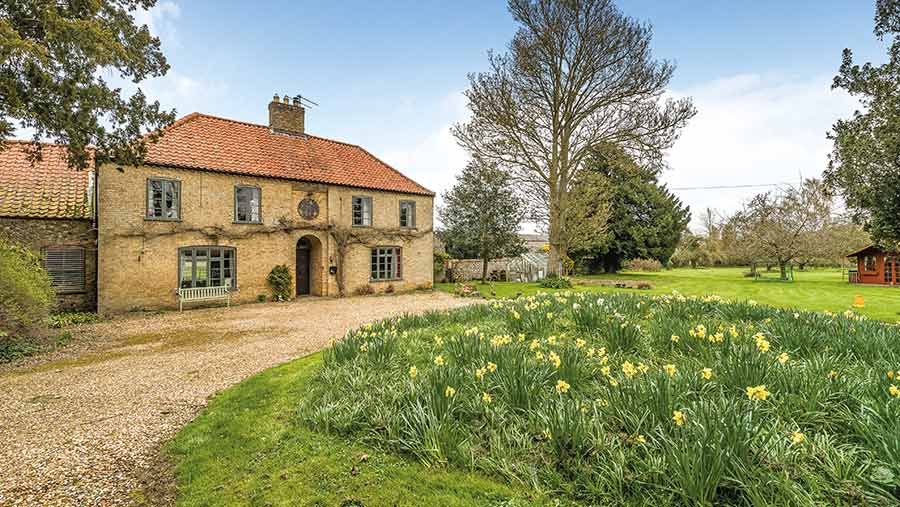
0 141 93 219
144 113 434 196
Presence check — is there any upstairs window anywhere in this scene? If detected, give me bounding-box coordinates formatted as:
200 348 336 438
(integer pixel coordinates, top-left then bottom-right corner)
179 247 236 289
352 196 372 227
371 246 401 280
147 178 180 220
43 247 85 293
234 185 261 223
399 200 416 228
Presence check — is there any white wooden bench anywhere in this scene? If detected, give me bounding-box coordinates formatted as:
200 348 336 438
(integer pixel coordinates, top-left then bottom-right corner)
177 285 231 311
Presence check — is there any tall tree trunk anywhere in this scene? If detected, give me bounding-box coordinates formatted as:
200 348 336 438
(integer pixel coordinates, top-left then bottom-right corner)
779 261 788 281
547 188 563 276
481 257 489 283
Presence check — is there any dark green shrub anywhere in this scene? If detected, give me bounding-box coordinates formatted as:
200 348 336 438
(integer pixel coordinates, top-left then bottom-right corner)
266 265 292 301
0 237 54 335
539 273 573 289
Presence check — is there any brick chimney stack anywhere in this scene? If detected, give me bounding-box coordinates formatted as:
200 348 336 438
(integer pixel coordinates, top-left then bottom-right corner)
268 94 305 136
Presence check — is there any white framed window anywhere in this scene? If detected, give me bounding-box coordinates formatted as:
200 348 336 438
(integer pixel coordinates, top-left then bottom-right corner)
399 200 416 228
234 185 261 224
863 255 877 272
352 196 372 227
146 178 180 220
371 246 401 280
43 247 85 293
179 246 236 289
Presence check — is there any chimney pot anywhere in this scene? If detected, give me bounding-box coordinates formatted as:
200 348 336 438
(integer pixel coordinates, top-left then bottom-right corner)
272 93 280 102
282 95 290 104
292 97 301 106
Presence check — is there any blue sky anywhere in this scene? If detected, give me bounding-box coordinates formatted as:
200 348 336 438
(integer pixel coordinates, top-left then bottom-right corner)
134 1 885 230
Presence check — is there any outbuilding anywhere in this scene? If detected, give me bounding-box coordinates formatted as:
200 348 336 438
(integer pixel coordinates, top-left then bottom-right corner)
847 245 898 285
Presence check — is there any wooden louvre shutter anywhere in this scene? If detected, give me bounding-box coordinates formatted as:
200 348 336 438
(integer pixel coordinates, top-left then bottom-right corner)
44 247 85 293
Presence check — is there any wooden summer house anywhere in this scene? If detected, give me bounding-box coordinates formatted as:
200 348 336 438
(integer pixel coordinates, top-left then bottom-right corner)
847 245 899 285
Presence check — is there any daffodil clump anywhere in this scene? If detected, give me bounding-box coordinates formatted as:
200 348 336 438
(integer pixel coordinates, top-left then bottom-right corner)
303 291 900 506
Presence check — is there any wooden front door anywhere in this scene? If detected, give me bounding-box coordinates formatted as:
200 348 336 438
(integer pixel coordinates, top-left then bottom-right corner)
296 239 311 295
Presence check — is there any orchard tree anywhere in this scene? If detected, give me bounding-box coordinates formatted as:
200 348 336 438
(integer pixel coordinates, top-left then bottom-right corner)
439 160 526 282
736 180 832 280
825 0 900 247
0 0 175 168
453 0 695 274
572 147 690 273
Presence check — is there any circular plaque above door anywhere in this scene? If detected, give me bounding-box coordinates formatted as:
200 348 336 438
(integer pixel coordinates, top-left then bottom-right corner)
298 197 319 220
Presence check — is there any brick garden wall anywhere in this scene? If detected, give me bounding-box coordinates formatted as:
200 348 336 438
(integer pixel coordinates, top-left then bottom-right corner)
0 217 97 311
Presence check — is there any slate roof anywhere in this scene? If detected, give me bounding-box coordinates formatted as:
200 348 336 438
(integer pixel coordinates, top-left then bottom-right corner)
0 141 93 219
143 113 434 196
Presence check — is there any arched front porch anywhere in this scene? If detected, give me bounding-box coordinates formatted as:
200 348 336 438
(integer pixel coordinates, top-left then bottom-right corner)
295 235 324 296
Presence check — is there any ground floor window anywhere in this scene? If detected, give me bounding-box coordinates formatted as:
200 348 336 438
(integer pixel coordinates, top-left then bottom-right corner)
43 247 85 293
371 246 401 280
863 255 877 272
179 246 235 288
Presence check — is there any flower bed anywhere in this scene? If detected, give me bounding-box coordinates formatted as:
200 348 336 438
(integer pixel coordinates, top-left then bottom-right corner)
299 292 900 505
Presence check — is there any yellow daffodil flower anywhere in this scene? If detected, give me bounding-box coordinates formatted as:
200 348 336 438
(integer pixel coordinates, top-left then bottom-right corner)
746 385 770 401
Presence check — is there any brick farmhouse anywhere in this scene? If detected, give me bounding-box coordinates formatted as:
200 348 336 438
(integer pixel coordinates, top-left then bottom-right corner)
0 96 435 314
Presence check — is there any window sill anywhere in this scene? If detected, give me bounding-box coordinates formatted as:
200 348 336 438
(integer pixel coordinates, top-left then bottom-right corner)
352 224 373 228
233 221 263 225
145 217 181 222
370 278 403 283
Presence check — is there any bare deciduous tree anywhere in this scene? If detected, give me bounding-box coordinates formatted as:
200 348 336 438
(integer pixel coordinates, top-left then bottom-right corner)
452 0 695 273
734 180 833 280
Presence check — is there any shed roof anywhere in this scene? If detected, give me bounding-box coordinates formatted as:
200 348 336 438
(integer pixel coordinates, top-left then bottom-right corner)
0 141 93 219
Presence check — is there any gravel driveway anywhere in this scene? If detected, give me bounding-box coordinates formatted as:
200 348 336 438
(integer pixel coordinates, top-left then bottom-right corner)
0 292 473 506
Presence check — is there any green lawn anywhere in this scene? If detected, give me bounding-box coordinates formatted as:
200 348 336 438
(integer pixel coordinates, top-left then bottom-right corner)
166 352 549 506
171 295 900 506
438 267 900 322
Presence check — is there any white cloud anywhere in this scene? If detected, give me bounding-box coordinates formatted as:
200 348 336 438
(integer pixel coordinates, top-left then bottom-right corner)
132 1 181 49
138 70 230 116
117 2 229 118
375 74 859 235
662 73 860 229
377 91 470 211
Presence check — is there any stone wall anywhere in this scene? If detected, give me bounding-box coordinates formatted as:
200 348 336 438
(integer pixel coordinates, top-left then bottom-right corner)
447 258 513 282
0 217 97 311
97 163 434 314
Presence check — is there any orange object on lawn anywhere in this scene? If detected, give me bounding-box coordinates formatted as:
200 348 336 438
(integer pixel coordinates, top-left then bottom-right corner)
853 295 865 308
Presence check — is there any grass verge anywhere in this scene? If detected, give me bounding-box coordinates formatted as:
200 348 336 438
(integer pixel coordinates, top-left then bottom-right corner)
167 352 548 506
